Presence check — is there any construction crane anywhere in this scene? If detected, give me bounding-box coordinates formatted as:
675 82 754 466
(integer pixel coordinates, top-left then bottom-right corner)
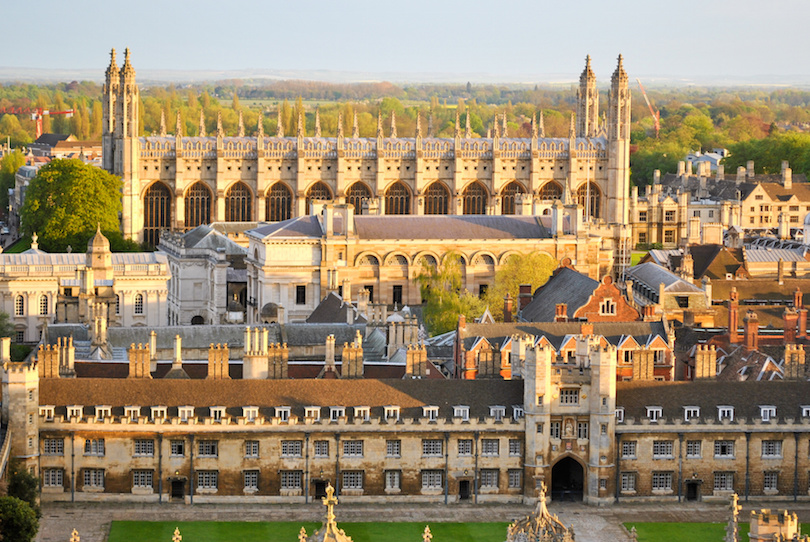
635 78 660 139
0 107 74 139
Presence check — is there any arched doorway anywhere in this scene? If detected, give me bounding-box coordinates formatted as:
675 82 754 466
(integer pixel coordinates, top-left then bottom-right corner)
551 457 584 502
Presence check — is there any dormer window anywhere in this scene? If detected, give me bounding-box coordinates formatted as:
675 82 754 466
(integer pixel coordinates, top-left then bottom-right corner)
303 407 319 421
68 406 83 419
489 406 506 421
276 406 292 421
760 405 777 422
354 406 370 422
243 407 259 422
512 406 525 420
330 407 346 422
384 406 400 422
150 406 167 422
210 407 226 422
646 406 662 423
616 407 625 423
802 406 810 418
718 406 735 422
178 406 194 422
39 406 54 421
95 406 111 421
454 405 470 421
684 406 700 422
423 406 439 421
124 406 140 422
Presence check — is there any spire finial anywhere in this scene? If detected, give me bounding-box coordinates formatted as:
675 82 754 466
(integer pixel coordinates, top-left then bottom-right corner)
216 110 224 138
465 111 471 138
172 527 182 542
428 114 434 137
539 110 545 137
493 115 500 139
569 112 576 139
198 110 206 137
70 529 81 542
531 112 537 139
31 232 38 250
314 107 321 138
257 114 264 138
276 108 283 137
376 110 383 138
502 113 508 138
336 111 344 138
176 110 183 137
415 112 422 138
159 109 167 137
352 110 359 138
390 110 397 139
237 110 244 137
454 110 460 138
297 109 304 138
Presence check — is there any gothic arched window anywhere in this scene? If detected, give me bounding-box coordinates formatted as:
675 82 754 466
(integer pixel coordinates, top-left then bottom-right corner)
306 182 333 214
143 182 172 247
346 183 372 215
265 183 292 222
424 183 449 215
538 182 563 201
225 182 252 222
577 182 601 220
463 182 488 215
184 182 212 230
385 182 411 215
500 181 526 215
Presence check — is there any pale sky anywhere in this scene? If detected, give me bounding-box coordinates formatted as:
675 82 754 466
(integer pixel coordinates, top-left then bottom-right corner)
2 0 809 82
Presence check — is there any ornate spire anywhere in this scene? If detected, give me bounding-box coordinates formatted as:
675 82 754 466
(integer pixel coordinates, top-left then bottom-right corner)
352 111 359 138
257 115 264 138
423 526 433 542
415 112 422 138
539 110 545 137
376 111 383 138
298 527 308 542
314 107 321 138
297 109 304 138
428 114 433 137
502 113 508 138
454 110 460 138
276 108 284 137
121 47 135 76
70 529 80 542
465 111 471 138
172 527 182 542
159 110 167 137
237 110 245 137
216 110 224 138
198 110 206 137
390 111 397 138
531 112 537 139
724 493 742 542
105 48 119 80
612 54 628 84
336 111 344 138
569 112 576 139
493 115 500 139
175 111 183 137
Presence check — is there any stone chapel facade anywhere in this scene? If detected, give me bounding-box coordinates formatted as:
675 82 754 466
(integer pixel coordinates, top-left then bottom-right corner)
101 50 632 251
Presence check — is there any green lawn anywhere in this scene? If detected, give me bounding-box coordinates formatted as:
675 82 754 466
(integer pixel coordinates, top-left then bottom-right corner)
625 521 809 542
630 251 647 266
108 521 509 542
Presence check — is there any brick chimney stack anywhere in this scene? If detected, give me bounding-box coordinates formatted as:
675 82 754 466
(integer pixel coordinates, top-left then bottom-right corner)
555 303 568 322
518 284 532 311
728 287 740 344
503 293 513 323
743 311 759 351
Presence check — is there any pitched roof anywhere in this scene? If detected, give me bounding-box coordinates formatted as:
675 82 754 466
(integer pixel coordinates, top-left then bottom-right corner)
306 292 367 324
353 215 551 240
175 224 246 255
520 267 598 322
627 262 703 293
248 216 323 240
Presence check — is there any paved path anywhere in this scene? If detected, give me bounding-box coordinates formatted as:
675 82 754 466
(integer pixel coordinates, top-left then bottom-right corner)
36 499 810 542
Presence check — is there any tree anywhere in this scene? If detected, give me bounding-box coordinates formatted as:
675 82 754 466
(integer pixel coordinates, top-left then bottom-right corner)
20 158 125 252
483 252 556 321
414 252 486 336
0 496 38 542
6 459 39 517
0 149 25 218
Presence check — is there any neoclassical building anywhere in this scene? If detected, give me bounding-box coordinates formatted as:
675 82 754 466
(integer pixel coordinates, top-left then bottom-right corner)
102 50 632 251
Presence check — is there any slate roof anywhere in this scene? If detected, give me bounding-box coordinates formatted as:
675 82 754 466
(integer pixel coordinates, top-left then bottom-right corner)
174 225 246 255
658 173 810 201
716 345 783 382
306 292 367 324
616 380 810 422
627 262 703 293
746 247 808 263
353 215 551 240
461 321 668 352
39 378 523 420
520 267 598 322
247 216 323 240
0 252 167 266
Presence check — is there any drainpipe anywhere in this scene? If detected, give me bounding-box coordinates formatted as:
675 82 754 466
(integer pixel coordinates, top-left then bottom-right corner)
794 432 800 502
443 432 449 505
304 433 310 504
70 431 75 502
473 430 479 504
614 432 620 503
334 433 340 496
744 432 750 502
157 433 163 504
189 434 195 505
677 433 683 503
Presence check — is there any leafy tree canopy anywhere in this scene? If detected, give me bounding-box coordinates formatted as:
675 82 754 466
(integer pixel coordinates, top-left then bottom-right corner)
20 159 138 252
414 252 486 336
0 149 25 216
0 496 39 542
482 252 556 321
7 459 40 518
